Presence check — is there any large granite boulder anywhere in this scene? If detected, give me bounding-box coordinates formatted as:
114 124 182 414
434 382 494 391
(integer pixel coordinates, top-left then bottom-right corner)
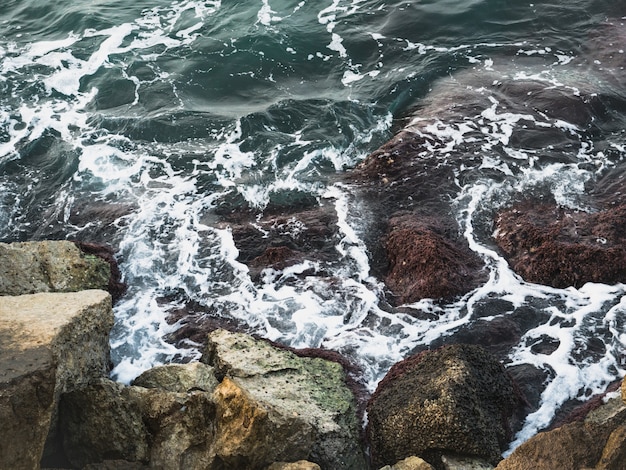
496 394 626 470
202 329 367 469
367 344 524 469
59 362 220 469
494 201 626 288
0 240 111 296
0 290 113 470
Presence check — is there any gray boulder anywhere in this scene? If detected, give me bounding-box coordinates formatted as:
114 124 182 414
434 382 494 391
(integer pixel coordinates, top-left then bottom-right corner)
59 361 222 469
132 362 218 393
0 290 113 470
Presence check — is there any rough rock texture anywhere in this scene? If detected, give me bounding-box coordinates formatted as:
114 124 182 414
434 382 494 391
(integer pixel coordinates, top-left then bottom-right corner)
0 290 113 470
348 129 486 303
131 362 218 393
202 329 366 469
441 454 494 470
0 241 112 296
59 380 150 467
75 241 127 302
379 455 435 470
383 215 486 303
496 395 626 470
59 377 217 469
266 461 322 470
367 344 524 469
494 201 626 288
221 200 340 281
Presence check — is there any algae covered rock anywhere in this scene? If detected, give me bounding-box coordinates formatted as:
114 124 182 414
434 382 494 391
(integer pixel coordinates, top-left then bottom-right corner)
367 344 523 468
203 329 366 469
0 241 111 296
0 290 113 470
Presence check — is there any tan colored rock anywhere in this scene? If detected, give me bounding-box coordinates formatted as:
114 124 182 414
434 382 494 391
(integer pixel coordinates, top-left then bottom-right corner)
594 424 626 470
266 461 322 470
213 377 314 468
0 290 113 470
495 422 605 470
131 362 218 393
496 397 626 470
0 241 110 296
379 455 435 469
204 329 366 469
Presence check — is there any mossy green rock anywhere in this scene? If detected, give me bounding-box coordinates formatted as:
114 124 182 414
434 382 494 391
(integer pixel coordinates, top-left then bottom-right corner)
203 329 366 469
0 241 110 296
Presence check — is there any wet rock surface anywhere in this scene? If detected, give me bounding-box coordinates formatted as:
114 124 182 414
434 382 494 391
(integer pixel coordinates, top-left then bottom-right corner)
366 344 525 469
494 201 626 288
383 214 486 304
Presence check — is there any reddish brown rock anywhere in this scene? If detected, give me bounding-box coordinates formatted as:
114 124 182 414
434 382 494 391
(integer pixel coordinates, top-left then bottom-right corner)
383 215 486 303
494 201 626 288
223 203 339 280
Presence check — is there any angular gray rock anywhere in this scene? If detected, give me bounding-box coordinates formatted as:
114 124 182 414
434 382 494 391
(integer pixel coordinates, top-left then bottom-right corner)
367 344 524 468
59 377 217 469
0 240 111 296
0 290 113 470
203 329 367 470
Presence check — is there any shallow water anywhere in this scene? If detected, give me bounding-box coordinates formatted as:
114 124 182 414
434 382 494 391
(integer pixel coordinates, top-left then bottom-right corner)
2 0 626 451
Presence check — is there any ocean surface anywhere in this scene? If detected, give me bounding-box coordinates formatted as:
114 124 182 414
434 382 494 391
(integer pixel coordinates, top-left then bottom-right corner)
2 0 626 452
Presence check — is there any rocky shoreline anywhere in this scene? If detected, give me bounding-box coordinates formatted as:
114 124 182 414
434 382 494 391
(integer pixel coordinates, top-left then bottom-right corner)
1 240 625 470
4 51 626 469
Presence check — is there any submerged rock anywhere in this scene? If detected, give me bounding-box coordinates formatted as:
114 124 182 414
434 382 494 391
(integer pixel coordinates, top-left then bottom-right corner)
366 344 524 469
0 290 113 470
383 214 486 304
202 329 367 469
224 202 340 280
494 201 626 288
